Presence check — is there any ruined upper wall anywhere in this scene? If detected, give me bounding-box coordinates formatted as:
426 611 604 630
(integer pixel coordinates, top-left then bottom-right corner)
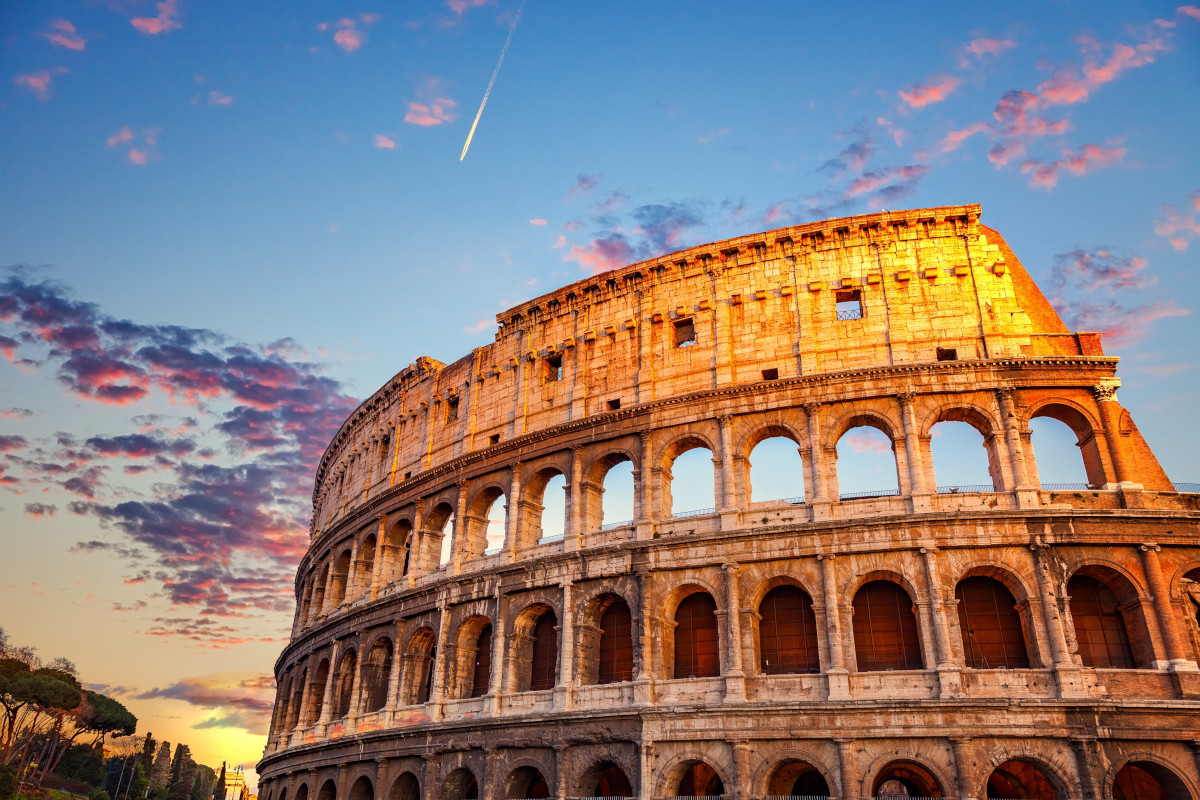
312 204 1100 524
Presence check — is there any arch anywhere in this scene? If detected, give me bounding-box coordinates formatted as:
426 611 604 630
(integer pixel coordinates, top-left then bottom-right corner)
355 532 377 598
524 465 567 544
294 785 309 800
747 432 806 503
576 760 633 798
927 415 1001 492
834 417 901 499
852 580 924 671
1067 565 1152 668
662 435 716 517
1111 759 1195 800
985 760 1060 799
583 449 637 531
467 484 508 557
310 563 329 619
673 591 721 679
286 667 306 729
317 780 337 800
333 647 357 718
511 604 558 692
348 776 373 800
578 591 635 685
955 576 1030 669
871 760 944 798
384 517 414 584
400 626 437 705
504 766 550 799
328 548 352 607
360 637 393 713
273 674 292 735
1027 401 1105 487
444 768 479 800
305 659 330 724
766 758 831 798
675 761 726 798
389 772 421 800
757 584 819 674
278 785 288 800
450 615 493 699
424 501 455 570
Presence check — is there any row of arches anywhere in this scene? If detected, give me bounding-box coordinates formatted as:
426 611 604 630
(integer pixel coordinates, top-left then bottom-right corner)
298 397 1118 631
275 560 1198 737
263 754 1196 800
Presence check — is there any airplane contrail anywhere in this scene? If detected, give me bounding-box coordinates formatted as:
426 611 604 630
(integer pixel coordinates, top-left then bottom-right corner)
460 0 525 161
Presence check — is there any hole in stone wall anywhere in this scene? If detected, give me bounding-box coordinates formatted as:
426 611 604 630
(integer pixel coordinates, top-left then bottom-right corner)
446 396 460 422
835 288 863 320
937 347 958 361
489 434 501 446
607 399 621 411
761 368 779 380
545 354 563 382
674 317 697 347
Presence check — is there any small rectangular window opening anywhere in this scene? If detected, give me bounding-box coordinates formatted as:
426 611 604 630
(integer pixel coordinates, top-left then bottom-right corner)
446 396 460 422
835 289 863 321
761 368 779 381
488 433 501 446
545 354 563 382
403 471 411 481
674 317 697 347
379 435 390 461
607 398 621 411
937 347 958 361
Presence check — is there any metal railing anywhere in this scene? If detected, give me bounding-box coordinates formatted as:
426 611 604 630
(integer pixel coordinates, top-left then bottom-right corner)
673 506 716 518
936 484 995 494
1040 482 1093 491
1176 482 1200 492
839 488 900 499
600 519 634 530
763 796 830 800
837 307 864 321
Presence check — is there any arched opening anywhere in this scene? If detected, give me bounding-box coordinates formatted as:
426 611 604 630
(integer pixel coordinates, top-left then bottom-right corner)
278 786 288 800
400 627 437 705
578 761 633 798
758 585 819 674
852 580 923 671
444 768 479 800
424 502 455 570
599 456 635 529
748 435 806 503
361 638 393 713
526 468 567 543
389 772 421 800
598 597 634 684
273 675 292 735
450 617 493 699
955 576 1030 669
872 761 943 798
298 583 312 628
1028 404 1103 488
673 592 720 679
305 660 330 724
286 668 306 729
986 760 1059 799
329 549 352 607
310 564 329 618
512 604 559 693
766 759 830 797
384 519 413 584
1067 572 1143 668
317 780 337 800
355 533 377 598
333 648 357 718
471 624 493 697
835 423 900 498
294 785 308 800
666 442 716 517
468 487 508 556
929 418 999 492
676 762 724 798
505 766 550 799
348 776 373 800
1113 761 1193 800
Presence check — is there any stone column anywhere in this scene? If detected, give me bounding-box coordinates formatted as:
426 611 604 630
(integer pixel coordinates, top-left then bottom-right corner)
452 482 469 573
996 388 1038 508
731 740 751 800
920 547 963 696
482 748 499 800
374 760 390 800
835 739 859 800
566 446 583 550
385 622 403 719
554 745 570 800
722 563 746 702
317 641 341 731
1069 737 1101 800
555 580 575 710
950 737 974 800
506 463 522 559
410 499 425 582
292 656 314 739
1093 384 1133 485
430 600 451 721
422 757 439 800
1031 543 1086 697
345 539 361 605
636 431 655 539
336 762 350 800
346 639 366 730
369 515 388 600
488 586 508 714
805 402 832 521
819 555 850 700
1140 544 1197 672
718 414 739 530
898 392 931 512
638 742 654 800
634 569 655 705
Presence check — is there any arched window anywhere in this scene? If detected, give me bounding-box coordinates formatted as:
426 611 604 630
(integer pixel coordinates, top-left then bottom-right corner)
955 576 1030 669
1028 405 1103 488
424 503 455 570
361 638 393 713
758 585 819 674
601 458 635 528
444 769 479 800
873 761 943 798
286 668 305 729
310 564 329 618
529 610 559 691
305 660 329 724
400 628 437 705
470 624 492 698
598 600 634 684
835 424 899 498
668 445 716 517
579 762 632 798
384 520 412 584
767 760 830 798
1068 575 1135 668
929 419 998 492
531 470 566 542
673 592 720 679
317 780 337 800
390 773 421 800
294 785 308 800
355 533 377 597
348 777 373 800
677 762 724 797
484 493 507 553
1113 761 1193 800
852 581 923 671
329 549 352 606
333 649 357 718
505 767 550 799
748 435 805 502
986 760 1058 799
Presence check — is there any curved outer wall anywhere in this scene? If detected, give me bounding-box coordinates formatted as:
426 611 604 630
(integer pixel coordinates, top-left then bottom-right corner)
259 205 1200 800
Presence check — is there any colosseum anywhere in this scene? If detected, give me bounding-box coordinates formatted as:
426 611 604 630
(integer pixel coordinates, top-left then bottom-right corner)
257 204 1200 800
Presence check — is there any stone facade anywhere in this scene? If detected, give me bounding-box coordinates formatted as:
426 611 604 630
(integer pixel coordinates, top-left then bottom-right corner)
257 205 1200 800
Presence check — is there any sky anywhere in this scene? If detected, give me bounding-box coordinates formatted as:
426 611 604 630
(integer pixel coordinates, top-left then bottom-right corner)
2 0 1199 789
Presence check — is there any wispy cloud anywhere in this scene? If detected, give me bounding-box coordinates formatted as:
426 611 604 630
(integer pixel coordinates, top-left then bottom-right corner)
42 19 86 51
207 90 233 106
567 174 600 199
1155 191 1200 251
447 0 493 15
105 126 160 166
463 318 492 334
131 0 182 35
696 127 732 144
14 68 68 101
959 36 1016 66
373 134 396 149
1037 33 1171 106
24 502 57 519
898 74 961 109
1020 143 1125 189
404 77 456 126
137 673 275 733
528 218 547 226
317 14 378 53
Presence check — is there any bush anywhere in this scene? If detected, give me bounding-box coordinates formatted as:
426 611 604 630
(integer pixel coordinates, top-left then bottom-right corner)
0 765 18 798
90 790 111 800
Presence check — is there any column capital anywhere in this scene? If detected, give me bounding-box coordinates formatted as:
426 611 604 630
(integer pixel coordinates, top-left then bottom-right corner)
896 391 916 405
817 552 837 561
722 561 741 573
1140 543 1161 553
1092 383 1119 402
995 386 1016 401
802 400 823 413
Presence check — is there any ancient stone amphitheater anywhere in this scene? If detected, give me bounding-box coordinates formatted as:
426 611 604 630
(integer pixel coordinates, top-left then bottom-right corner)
258 205 1200 800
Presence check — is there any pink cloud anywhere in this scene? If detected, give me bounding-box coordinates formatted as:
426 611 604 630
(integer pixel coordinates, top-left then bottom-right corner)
939 121 989 153
447 0 493 15
106 126 134 147
843 165 928 199
404 78 456 126
334 28 364 52
42 19 86 51
1155 193 1200 251
106 126 159 166
563 235 635 276
1038 34 1170 106
1180 5 1200 21
208 90 233 106
463 318 492 334
528 218 547 226
568 174 600 198
319 14 377 52
373 134 396 149
841 431 891 454
898 74 961 108
962 37 1016 62
1020 143 1125 189
876 117 906 147
131 0 182 35
14 68 67 101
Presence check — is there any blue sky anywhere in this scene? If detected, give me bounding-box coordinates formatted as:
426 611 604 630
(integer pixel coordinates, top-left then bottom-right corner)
2 0 1199 787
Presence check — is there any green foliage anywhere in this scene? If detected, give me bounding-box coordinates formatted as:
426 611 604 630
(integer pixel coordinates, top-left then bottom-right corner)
54 744 103 786
79 693 137 740
0 765 16 798
90 788 111 800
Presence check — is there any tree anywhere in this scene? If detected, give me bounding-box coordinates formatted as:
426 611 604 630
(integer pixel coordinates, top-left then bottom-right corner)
148 741 173 796
212 762 226 800
189 764 216 800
